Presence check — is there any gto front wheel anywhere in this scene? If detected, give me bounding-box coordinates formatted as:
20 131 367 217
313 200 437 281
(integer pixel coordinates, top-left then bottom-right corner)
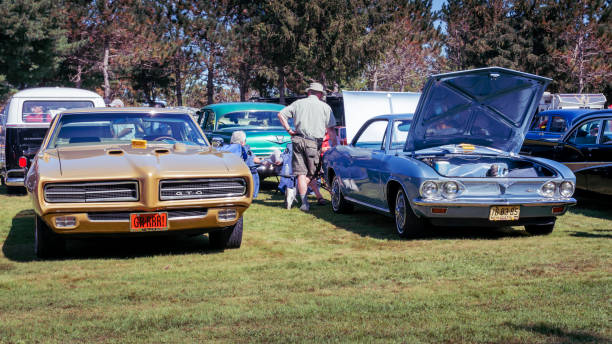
395 188 426 238
209 216 243 250
34 215 65 259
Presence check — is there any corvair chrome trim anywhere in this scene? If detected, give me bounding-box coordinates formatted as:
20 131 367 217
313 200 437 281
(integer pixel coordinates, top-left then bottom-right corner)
159 178 247 201
413 198 577 207
344 196 391 213
44 181 139 203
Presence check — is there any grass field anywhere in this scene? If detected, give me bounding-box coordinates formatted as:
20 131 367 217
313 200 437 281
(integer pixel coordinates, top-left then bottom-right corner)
0 181 610 343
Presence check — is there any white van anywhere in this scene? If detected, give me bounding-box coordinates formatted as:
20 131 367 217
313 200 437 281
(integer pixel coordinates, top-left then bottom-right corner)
0 87 105 191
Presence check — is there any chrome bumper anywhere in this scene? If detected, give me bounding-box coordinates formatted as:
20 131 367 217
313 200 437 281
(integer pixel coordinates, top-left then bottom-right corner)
4 169 26 186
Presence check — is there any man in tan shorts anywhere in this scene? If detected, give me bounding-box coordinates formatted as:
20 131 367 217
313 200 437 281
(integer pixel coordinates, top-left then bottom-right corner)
278 82 337 211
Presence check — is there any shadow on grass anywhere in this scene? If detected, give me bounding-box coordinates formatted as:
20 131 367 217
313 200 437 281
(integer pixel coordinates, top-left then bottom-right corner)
2 210 227 262
0 184 27 196
255 190 528 241
506 322 610 343
570 193 612 221
569 229 612 239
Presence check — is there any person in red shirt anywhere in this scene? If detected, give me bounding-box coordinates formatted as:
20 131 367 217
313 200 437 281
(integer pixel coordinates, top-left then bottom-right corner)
26 105 51 123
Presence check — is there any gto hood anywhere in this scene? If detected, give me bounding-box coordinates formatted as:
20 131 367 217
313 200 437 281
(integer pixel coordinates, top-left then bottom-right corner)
405 67 551 154
42 144 246 180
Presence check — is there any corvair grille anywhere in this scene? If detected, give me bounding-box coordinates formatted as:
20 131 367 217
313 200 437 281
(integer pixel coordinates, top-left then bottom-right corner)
160 178 247 200
44 181 139 203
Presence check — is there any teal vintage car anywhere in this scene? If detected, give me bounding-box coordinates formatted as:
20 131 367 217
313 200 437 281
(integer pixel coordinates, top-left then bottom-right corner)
197 102 291 177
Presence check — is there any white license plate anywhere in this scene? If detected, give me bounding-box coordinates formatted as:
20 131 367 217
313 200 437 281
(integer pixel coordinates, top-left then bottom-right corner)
489 206 520 221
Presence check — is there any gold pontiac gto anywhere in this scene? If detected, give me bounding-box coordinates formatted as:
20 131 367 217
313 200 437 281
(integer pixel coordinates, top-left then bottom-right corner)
25 108 253 258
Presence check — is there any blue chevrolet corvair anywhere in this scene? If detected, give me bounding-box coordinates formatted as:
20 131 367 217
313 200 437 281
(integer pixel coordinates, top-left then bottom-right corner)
323 67 577 238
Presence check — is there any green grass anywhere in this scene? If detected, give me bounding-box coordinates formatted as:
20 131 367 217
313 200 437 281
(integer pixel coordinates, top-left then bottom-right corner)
1 181 611 343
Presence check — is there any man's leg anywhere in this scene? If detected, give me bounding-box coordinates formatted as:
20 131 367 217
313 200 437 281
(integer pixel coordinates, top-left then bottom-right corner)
298 174 311 211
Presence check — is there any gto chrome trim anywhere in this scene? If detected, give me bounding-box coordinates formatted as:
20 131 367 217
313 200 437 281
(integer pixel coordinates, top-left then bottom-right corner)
44 181 139 203
87 209 208 222
159 178 247 201
344 196 391 213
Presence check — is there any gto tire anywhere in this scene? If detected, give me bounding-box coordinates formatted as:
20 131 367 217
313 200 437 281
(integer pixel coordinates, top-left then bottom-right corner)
525 221 555 235
209 216 243 250
330 175 353 214
394 188 426 238
34 215 65 259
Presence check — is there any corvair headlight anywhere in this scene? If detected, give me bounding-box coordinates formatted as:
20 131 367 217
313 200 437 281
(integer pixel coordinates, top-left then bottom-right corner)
442 181 459 199
420 181 439 199
540 181 556 198
420 180 462 199
559 181 575 198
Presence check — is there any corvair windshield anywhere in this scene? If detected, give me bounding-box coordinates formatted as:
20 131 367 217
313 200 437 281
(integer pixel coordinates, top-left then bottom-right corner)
48 113 208 148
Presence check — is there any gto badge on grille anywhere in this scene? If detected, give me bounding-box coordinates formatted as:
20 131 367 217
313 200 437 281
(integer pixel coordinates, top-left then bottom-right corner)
176 190 203 196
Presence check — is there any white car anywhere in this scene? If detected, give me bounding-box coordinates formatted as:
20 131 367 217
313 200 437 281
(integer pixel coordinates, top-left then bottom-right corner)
0 87 105 191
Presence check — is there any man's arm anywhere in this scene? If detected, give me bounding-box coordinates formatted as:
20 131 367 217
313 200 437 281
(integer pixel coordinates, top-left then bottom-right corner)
277 110 295 136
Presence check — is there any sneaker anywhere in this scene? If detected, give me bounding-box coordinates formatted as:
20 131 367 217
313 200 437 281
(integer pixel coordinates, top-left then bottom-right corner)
285 187 296 209
316 198 327 206
299 202 310 212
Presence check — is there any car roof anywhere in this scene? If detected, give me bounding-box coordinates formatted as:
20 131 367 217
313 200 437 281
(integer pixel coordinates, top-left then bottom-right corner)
60 107 192 115
537 108 610 117
202 102 285 114
12 87 103 98
369 114 414 121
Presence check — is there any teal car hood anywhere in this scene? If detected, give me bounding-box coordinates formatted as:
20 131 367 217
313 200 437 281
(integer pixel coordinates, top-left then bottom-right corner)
405 67 551 154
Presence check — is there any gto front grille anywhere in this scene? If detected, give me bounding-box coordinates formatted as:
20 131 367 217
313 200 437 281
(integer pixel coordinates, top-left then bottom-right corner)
160 178 247 201
44 181 139 203
88 209 207 222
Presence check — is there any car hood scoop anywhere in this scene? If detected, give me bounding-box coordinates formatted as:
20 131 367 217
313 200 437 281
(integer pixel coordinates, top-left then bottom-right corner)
405 67 551 154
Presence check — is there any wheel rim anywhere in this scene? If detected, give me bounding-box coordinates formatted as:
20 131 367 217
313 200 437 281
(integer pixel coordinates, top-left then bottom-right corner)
395 190 406 234
331 177 341 211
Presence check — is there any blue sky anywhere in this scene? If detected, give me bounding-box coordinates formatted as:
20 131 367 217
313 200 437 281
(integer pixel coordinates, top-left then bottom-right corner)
432 0 446 12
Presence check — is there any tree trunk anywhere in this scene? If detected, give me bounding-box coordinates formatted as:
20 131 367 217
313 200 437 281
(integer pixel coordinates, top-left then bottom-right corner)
207 62 214 105
103 43 110 102
75 64 82 88
372 68 379 91
175 59 183 106
239 62 248 102
279 67 285 105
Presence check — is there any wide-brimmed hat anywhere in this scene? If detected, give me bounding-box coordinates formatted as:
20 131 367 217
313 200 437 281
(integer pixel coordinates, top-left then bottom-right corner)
306 82 326 95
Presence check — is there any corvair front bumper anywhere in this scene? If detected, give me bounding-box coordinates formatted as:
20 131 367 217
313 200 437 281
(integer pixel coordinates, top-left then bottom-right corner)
411 197 576 227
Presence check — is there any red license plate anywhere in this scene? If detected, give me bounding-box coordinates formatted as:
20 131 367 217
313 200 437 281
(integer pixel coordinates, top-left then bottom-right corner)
130 212 168 232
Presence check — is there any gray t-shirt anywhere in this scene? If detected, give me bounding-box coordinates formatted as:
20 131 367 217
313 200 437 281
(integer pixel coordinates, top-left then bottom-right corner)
279 95 336 139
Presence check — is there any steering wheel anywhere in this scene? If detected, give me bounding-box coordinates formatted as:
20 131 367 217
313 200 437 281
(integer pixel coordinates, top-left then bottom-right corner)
152 136 175 141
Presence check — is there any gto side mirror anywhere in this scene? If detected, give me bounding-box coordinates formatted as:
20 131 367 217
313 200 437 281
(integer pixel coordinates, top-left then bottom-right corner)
211 136 224 148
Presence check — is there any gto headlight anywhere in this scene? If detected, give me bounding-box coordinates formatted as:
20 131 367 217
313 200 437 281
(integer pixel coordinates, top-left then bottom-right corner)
420 181 439 198
540 181 556 198
442 181 459 198
559 181 575 198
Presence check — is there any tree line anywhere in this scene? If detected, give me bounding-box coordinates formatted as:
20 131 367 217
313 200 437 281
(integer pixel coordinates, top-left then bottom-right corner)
0 0 609 107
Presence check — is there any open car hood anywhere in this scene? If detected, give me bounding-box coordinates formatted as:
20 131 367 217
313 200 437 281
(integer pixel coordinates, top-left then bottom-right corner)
405 67 551 154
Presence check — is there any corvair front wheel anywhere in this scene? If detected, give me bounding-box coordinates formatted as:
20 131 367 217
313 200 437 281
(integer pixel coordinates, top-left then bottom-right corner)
394 188 426 238
331 175 353 214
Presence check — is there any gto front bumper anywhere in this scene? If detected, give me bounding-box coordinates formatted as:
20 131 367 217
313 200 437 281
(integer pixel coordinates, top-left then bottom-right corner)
411 197 576 226
42 206 247 235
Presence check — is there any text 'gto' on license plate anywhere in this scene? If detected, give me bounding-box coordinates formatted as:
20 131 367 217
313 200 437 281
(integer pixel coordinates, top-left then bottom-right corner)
130 212 168 232
489 206 520 221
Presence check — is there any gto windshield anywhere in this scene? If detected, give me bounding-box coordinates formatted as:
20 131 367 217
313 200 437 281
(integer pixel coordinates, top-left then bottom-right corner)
216 111 289 130
49 113 207 148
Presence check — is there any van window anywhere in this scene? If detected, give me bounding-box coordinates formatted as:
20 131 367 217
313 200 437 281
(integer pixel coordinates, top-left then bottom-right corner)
22 100 94 123
529 114 548 131
549 116 567 132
